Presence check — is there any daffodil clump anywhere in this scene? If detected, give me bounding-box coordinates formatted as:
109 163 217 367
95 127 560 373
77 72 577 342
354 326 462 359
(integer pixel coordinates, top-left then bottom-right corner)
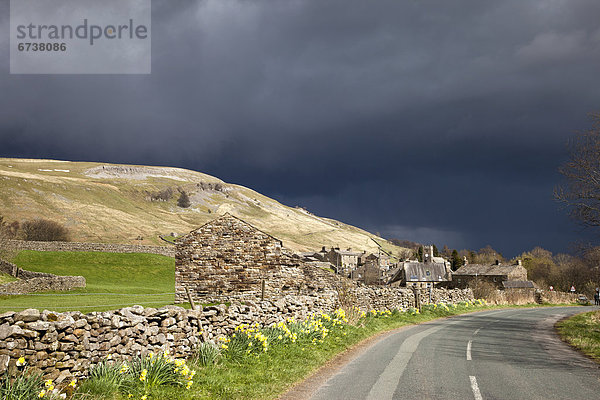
219 309 352 360
84 350 196 399
0 357 78 400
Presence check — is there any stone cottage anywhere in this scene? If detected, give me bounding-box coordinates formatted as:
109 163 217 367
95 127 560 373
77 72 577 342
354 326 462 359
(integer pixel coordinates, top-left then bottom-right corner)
389 245 452 288
323 247 363 276
175 213 343 303
451 260 529 289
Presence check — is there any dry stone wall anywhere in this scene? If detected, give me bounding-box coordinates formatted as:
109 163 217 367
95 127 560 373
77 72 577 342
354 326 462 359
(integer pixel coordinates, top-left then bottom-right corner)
0 286 473 381
0 276 86 295
0 258 86 295
1 240 175 257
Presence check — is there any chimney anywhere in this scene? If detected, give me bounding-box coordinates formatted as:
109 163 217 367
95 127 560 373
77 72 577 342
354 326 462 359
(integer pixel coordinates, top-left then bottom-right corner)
322 246 326 252
463 256 468 265
495 259 500 265
517 259 522 266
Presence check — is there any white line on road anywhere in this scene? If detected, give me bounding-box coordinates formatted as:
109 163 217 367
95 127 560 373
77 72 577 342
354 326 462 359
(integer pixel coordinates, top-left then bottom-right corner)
474 327 482 335
469 376 483 400
365 324 448 400
467 340 472 360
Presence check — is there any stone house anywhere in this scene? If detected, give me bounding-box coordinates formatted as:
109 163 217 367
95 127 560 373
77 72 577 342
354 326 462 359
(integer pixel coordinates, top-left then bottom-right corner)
391 261 451 288
451 260 528 289
323 247 363 276
351 259 383 285
389 245 452 288
175 213 344 303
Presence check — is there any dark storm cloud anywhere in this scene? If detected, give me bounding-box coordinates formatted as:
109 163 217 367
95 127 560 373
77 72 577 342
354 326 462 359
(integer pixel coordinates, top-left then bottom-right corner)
1 0 600 255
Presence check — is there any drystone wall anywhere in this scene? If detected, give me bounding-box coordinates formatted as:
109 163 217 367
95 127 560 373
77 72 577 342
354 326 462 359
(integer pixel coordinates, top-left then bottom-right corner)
0 240 175 257
0 258 86 295
0 287 473 380
539 290 578 304
0 276 86 295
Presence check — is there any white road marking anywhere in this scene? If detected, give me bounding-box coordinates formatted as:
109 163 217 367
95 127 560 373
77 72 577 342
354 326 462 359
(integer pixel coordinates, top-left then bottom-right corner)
467 340 472 360
474 327 482 335
470 376 483 400
365 324 448 400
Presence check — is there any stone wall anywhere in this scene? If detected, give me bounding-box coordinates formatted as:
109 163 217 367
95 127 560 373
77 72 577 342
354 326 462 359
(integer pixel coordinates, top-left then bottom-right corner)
0 258 86 295
0 276 86 295
0 240 175 257
0 258 19 277
539 290 578 304
0 286 473 380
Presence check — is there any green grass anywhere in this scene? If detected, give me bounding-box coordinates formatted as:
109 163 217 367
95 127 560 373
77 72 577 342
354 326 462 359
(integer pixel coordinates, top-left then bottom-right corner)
0 250 175 313
0 272 18 284
556 310 600 362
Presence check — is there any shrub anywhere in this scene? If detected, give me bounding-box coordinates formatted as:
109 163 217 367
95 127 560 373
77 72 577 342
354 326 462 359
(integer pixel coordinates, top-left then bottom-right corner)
177 191 191 208
21 219 70 242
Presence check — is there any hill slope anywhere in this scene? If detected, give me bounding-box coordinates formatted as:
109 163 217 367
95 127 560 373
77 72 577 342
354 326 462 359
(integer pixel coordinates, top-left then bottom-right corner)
0 158 406 257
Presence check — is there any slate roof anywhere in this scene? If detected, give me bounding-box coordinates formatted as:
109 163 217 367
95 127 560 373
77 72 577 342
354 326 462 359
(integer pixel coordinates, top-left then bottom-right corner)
502 280 535 289
403 262 449 282
453 263 523 276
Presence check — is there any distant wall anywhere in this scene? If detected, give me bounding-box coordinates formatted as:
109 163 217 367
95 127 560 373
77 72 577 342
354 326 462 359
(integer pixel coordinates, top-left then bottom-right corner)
0 276 86 295
0 240 175 257
0 258 86 295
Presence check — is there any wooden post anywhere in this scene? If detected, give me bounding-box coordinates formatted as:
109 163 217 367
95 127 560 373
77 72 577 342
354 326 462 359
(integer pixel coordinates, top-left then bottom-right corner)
261 280 266 301
185 287 197 311
413 286 421 311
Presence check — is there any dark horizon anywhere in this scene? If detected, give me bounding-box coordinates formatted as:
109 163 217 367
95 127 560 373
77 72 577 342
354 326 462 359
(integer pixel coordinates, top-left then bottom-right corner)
1 0 600 258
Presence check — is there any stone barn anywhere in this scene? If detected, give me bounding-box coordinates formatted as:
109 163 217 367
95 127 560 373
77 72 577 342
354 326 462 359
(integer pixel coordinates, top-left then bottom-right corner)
175 213 342 303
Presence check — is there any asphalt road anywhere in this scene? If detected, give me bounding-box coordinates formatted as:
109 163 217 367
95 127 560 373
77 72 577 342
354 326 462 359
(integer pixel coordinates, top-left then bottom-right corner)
310 307 600 400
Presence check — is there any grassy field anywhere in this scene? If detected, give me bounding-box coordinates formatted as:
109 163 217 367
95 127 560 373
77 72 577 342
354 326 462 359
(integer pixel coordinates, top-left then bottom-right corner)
556 310 600 362
0 250 176 313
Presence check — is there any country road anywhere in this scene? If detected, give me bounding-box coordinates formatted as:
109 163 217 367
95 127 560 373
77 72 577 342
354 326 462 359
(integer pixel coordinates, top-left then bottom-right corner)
310 307 599 400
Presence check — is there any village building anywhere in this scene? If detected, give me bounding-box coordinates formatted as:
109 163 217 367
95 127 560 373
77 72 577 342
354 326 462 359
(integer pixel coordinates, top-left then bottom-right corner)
351 258 383 285
451 260 529 289
175 213 342 303
389 245 452 288
323 247 363 276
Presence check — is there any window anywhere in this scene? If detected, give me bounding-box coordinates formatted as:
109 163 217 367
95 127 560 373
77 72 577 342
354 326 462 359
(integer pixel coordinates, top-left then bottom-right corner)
493 277 497 282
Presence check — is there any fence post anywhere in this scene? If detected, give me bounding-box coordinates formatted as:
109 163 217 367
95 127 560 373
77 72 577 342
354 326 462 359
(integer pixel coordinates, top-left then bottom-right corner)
412 286 421 311
185 287 197 310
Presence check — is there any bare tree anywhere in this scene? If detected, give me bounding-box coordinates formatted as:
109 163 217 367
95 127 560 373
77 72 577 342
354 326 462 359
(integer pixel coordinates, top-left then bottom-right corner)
556 113 600 228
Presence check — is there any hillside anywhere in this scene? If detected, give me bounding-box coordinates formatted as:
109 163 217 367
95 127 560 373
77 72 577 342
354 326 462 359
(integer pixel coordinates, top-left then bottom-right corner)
0 158 407 257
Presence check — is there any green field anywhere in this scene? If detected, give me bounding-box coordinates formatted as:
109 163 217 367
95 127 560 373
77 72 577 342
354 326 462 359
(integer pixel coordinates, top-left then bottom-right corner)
0 250 176 313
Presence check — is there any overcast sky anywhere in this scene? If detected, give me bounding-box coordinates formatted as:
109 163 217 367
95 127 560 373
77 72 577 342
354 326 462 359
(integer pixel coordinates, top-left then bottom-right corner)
1 0 600 257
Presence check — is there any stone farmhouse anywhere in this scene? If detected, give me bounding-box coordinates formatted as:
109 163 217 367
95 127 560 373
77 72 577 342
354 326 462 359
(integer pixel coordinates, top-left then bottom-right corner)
322 247 363 276
451 260 529 289
390 246 452 288
300 247 393 285
175 213 344 303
